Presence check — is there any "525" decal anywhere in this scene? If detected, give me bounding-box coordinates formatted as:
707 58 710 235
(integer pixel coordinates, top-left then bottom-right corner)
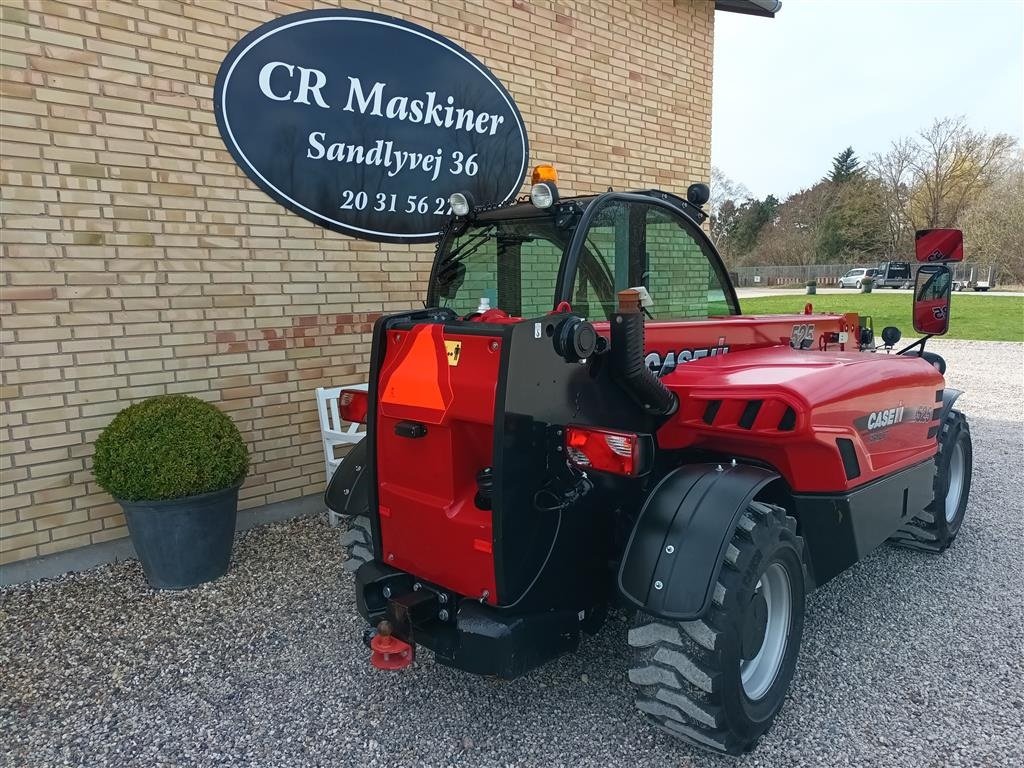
790 323 815 349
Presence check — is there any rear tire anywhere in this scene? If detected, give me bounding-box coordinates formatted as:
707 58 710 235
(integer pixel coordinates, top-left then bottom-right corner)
627 502 805 755
890 410 972 552
340 514 373 573
855 280 863 289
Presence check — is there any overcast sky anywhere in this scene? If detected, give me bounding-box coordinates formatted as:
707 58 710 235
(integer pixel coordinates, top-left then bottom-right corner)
712 0 1024 199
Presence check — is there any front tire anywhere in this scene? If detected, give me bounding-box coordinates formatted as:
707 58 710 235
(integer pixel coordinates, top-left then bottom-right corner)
891 410 972 552
627 502 805 755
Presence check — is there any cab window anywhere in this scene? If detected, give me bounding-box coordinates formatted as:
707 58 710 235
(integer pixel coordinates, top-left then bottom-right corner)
570 200 737 320
432 218 567 317
917 268 951 301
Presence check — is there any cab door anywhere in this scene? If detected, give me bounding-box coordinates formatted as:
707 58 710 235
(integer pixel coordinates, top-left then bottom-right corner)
562 195 738 322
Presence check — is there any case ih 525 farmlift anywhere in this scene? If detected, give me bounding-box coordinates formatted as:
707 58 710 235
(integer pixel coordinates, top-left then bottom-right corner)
326 167 972 755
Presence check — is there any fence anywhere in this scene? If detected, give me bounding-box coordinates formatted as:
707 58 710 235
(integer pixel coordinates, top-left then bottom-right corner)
730 263 1000 288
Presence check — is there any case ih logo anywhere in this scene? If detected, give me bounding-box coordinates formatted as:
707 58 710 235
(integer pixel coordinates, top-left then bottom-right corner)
645 338 729 377
855 404 907 432
867 405 905 430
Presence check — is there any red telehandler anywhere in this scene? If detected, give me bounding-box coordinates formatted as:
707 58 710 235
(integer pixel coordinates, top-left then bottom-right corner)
326 168 972 755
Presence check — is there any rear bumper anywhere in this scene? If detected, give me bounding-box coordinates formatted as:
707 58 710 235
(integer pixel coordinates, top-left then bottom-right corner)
354 560 580 679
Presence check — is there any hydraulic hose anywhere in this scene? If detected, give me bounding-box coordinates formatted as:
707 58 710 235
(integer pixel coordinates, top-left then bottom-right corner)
609 289 678 416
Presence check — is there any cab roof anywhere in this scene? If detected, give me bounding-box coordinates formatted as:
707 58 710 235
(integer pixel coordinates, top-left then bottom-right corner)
472 189 707 227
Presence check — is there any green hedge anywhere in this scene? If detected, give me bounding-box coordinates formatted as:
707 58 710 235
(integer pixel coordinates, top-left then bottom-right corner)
94 395 249 502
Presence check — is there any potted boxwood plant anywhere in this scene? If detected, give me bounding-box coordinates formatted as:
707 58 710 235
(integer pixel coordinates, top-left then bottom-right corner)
93 395 249 589
861 275 874 293
805 278 817 295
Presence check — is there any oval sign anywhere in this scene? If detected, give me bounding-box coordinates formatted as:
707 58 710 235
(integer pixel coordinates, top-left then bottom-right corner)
214 9 529 243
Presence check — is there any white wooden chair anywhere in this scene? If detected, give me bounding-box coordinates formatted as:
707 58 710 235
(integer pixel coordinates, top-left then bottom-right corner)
316 384 368 526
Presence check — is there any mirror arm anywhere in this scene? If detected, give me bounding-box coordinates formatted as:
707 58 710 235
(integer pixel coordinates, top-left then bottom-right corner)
897 335 933 356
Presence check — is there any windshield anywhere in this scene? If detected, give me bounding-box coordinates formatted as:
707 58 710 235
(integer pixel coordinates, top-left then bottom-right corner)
431 218 570 317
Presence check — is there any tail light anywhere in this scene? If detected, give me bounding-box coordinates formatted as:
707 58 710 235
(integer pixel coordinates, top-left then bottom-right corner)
339 389 369 424
565 426 651 476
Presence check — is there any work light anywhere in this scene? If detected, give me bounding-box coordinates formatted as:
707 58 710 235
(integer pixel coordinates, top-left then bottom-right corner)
449 192 472 217
530 182 558 209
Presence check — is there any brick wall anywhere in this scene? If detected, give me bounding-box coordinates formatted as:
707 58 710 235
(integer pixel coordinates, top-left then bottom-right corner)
0 0 714 564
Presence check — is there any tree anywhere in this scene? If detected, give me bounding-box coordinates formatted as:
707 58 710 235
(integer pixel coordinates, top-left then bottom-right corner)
961 156 1024 284
708 167 751 257
751 184 834 266
709 166 751 218
911 117 1017 227
869 137 916 256
710 198 741 253
828 146 863 183
707 168 777 265
728 195 779 259
871 117 1019 255
749 177 887 267
822 176 890 261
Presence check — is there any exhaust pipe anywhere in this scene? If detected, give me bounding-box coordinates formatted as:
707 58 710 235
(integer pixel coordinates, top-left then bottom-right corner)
609 289 678 416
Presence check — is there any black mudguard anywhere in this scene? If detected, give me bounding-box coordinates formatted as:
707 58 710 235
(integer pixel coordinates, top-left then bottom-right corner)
935 388 962 428
617 463 779 621
324 437 370 519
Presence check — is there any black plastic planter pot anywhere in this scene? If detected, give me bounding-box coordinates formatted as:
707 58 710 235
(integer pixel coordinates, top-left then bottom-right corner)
119 485 239 589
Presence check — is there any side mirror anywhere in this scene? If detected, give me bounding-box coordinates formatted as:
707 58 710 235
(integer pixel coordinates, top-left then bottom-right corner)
915 228 963 263
913 264 952 336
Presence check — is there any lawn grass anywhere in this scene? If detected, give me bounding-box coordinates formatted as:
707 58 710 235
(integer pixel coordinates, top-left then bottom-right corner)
740 292 1024 342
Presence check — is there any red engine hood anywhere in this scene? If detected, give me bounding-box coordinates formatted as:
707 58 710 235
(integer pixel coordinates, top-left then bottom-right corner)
656 344 945 492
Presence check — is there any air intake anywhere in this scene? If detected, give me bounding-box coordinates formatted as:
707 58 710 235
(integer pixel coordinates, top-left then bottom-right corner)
778 407 796 431
738 400 763 429
837 438 861 480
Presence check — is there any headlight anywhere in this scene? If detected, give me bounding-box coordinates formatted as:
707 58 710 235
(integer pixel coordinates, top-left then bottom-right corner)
449 192 472 217
530 182 558 209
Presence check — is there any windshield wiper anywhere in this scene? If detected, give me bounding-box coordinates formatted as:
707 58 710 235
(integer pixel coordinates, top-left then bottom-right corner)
441 224 497 266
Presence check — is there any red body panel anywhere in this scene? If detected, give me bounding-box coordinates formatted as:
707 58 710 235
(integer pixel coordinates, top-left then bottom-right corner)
597 311 942 492
593 312 859 360
371 309 942 600
375 325 500 602
655 345 943 492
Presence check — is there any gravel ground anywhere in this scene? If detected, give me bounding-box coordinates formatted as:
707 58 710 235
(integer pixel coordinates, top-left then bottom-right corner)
2 339 1022 768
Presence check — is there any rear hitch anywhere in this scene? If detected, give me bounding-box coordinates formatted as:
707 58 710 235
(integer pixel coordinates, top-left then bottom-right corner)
367 586 444 671
369 620 414 671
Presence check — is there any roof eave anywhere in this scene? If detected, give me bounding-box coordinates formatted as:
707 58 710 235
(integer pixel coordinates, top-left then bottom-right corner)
714 0 782 18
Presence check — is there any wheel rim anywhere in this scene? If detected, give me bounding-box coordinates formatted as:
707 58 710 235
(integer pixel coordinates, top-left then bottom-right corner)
945 441 965 523
740 562 792 701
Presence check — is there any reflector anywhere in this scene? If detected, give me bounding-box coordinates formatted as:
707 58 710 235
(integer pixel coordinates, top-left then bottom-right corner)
339 389 369 424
